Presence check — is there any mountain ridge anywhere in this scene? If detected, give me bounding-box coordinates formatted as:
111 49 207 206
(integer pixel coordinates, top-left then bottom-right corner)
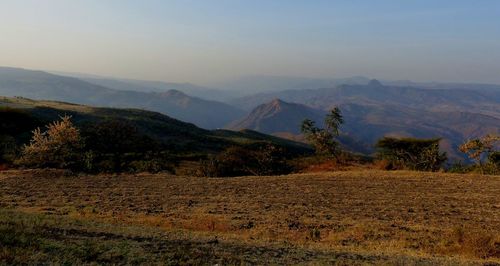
230 82 500 119
0 67 244 128
230 99 500 159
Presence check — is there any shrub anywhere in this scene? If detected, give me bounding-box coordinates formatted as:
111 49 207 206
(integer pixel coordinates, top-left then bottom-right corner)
128 153 175 174
81 119 170 173
489 151 500 167
446 161 471 174
196 143 292 177
375 137 447 171
0 135 17 165
17 116 84 170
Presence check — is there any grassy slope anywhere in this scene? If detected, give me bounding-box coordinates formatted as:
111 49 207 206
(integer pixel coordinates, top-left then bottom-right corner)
0 170 498 265
0 96 311 155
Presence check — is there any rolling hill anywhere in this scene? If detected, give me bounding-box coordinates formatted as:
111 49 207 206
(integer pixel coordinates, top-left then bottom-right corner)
0 96 311 156
0 67 244 128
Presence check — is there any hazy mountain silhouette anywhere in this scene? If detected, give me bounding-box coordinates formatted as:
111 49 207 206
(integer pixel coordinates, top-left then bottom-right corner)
230 81 500 119
0 67 244 128
217 75 372 95
52 71 238 101
228 99 326 134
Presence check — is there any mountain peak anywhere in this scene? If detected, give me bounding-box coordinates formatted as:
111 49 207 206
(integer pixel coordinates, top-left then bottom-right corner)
270 98 285 105
227 98 326 134
368 79 383 87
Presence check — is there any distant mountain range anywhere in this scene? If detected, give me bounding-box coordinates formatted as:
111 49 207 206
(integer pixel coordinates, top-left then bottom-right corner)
230 79 500 118
51 71 239 101
229 98 500 159
217 75 500 96
0 67 243 128
1 66 499 160
216 75 373 95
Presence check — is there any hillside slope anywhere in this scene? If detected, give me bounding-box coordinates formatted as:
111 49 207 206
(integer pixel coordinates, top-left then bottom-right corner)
0 67 244 128
0 96 310 155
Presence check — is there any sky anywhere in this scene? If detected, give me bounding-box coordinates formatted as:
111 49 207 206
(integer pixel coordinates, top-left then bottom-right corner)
1 0 500 85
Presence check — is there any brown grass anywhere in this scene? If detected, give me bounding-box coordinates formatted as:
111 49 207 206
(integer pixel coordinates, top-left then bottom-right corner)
0 169 499 264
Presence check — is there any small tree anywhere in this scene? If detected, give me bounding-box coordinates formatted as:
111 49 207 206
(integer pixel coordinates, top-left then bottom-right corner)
325 107 344 136
301 107 344 156
459 134 500 173
18 115 83 170
81 119 158 173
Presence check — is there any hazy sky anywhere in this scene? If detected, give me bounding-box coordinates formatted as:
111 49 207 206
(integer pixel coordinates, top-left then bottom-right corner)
1 0 500 85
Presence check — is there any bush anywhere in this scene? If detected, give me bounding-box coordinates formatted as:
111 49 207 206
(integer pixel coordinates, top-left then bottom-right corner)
0 135 17 165
446 161 471 174
196 143 292 177
128 153 175 174
17 116 84 170
81 119 172 173
375 137 447 171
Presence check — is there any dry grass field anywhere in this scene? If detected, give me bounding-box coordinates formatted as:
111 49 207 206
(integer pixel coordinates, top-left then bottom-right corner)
0 169 499 265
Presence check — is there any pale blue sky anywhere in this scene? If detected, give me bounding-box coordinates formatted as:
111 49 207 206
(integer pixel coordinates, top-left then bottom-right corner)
1 0 499 84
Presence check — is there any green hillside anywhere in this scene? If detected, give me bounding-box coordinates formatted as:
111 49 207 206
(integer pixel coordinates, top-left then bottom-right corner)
0 96 311 158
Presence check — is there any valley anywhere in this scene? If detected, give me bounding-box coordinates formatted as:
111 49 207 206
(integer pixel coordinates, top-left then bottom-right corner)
1 67 498 160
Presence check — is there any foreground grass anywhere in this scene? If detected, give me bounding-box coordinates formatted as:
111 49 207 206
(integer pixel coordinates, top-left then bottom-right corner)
0 209 487 265
0 169 499 265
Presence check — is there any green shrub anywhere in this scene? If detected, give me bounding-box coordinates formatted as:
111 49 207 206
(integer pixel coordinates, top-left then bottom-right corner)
447 161 471 174
81 120 172 173
375 137 447 171
197 143 292 177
